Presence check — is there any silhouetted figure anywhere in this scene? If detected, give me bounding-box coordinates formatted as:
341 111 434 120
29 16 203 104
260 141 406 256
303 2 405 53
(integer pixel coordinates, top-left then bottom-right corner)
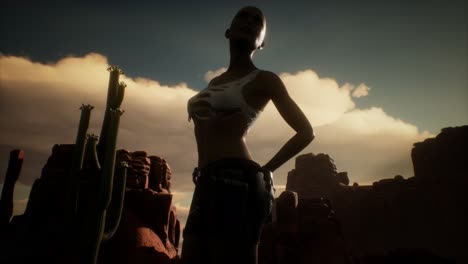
181 6 314 264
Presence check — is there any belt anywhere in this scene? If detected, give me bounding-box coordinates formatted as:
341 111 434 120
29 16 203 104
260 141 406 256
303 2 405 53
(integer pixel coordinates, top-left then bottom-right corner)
192 164 276 194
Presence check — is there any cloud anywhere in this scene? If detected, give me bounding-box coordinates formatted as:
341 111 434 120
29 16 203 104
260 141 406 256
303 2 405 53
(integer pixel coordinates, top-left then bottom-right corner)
0 54 431 223
172 190 192 226
351 83 370 98
276 70 356 126
203 67 227 83
0 53 198 192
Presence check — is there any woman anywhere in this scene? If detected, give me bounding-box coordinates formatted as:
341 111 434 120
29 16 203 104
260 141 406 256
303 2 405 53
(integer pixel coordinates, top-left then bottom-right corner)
181 6 314 264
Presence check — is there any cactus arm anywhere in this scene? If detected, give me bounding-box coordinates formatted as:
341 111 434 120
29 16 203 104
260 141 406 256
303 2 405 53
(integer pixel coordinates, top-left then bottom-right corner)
80 208 107 264
102 161 128 241
75 104 94 169
98 66 124 163
99 108 123 211
106 66 122 106
84 134 101 170
68 104 94 218
84 109 123 264
77 135 103 264
0 149 24 228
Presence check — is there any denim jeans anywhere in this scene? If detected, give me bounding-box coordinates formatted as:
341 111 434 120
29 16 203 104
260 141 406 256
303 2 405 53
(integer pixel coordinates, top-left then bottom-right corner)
181 158 274 264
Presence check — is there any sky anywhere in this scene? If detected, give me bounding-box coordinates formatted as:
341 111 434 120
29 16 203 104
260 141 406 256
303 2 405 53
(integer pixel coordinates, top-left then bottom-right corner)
0 0 466 231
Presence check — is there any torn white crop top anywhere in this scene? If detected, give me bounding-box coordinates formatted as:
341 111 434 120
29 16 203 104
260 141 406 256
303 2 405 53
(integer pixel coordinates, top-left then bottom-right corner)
187 69 262 127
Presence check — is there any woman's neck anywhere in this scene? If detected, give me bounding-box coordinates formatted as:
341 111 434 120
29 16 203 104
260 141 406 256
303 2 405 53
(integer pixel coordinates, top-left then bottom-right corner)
227 41 257 73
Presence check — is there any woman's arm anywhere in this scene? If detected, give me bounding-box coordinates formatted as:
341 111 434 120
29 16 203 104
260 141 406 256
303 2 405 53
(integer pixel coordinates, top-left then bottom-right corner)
260 71 315 172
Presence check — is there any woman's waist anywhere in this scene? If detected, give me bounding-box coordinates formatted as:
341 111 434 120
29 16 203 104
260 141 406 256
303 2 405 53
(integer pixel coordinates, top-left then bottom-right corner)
201 157 261 170
197 142 252 166
192 157 274 203
195 157 262 182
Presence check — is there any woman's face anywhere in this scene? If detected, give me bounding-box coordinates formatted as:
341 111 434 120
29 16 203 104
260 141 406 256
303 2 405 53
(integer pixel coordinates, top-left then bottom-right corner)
228 6 266 50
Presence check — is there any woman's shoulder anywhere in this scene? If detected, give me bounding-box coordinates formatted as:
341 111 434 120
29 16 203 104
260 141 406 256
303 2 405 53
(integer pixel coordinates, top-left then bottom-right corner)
256 70 286 89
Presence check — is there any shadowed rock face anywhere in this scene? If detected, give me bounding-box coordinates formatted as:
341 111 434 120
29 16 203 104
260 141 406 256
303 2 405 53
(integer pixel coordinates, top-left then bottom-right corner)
1 145 181 264
260 126 467 264
259 191 348 264
286 153 347 198
411 126 468 184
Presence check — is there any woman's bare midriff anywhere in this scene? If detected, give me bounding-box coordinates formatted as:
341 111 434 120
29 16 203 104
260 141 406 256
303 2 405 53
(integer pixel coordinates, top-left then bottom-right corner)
193 112 253 168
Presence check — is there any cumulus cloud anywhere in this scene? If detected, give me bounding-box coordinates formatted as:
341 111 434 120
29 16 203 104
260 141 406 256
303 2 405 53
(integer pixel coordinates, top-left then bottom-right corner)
0 53 198 190
0 54 431 225
351 83 370 98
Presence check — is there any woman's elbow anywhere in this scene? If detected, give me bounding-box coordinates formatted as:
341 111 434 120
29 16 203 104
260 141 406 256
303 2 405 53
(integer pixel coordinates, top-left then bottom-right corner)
300 124 315 144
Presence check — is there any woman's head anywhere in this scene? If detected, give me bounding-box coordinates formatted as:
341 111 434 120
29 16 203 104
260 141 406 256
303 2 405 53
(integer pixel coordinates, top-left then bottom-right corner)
226 6 266 51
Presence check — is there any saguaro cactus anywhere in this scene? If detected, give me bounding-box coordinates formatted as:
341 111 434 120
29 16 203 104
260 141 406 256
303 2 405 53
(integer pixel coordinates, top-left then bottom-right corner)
64 67 128 264
0 150 24 229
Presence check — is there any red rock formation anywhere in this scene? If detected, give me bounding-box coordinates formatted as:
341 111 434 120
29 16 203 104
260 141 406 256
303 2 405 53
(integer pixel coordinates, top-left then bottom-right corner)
2 145 181 264
117 150 151 189
148 156 172 193
286 153 346 198
258 191 348 264
412 126 468 184
280 126 468 263
2 144 76 263
99 150 180 264
100 189 179 264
